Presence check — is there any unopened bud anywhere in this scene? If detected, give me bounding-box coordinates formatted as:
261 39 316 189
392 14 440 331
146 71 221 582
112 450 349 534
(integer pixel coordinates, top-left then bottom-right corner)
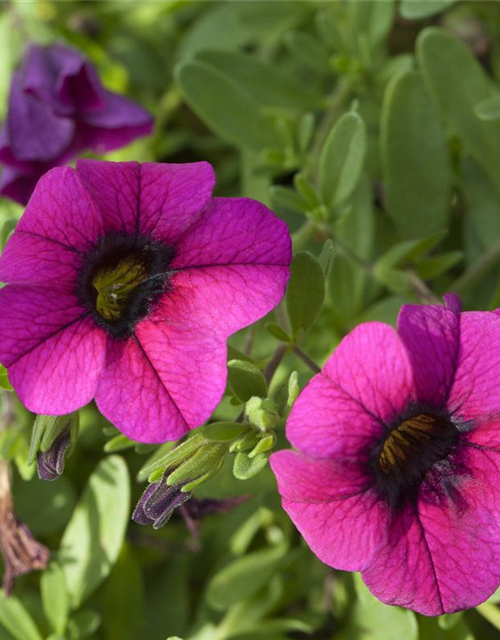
132 476 191 529
30 413 79 480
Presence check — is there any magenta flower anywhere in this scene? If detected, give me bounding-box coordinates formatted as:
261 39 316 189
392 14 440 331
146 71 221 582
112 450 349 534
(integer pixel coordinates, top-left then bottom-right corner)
0 43 153 205
271 295 500 615
0 160 291 442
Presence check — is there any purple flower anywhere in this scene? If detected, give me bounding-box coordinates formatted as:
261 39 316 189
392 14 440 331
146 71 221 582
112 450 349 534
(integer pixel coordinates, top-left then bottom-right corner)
0 43 153 204
0 160 291 443
271 295 500 615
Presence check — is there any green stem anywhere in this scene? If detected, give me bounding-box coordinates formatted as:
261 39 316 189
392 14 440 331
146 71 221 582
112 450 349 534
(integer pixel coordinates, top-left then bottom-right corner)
451 238 500 295
263 344 287 385
476 602 500 631
406 270 441 305
292 346 321 374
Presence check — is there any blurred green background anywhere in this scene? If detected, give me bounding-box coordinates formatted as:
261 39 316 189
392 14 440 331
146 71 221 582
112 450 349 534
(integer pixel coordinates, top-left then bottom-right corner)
2 1 500 639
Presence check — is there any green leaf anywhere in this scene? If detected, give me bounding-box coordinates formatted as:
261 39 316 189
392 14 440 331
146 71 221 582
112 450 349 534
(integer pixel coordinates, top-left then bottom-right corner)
41 563 69 635
101 546 144 640
166 442 227 486
348 0 395 50
319 111 366 210
417 28 500 183
67 610 101 640
416 251 463 279
0 366 12 392
138 435 203 480
375 230 447 272
202 422 247 442
175 60 277 151
248 433 276 458
207 544 287 609
14 473 76 536
381 70 451 238
283 31 330 73
103 434 136 453
59 456 130 608
318 239 335 276
233 451 270 480
475 95 500 121
265 322 292 343
330 176 373 328
357 296 412 326
227 360 267 403
269 186 306 214
400 0 456 20
0 591 42 640
353 574 418 640
196 50 319 109
286 251 325 337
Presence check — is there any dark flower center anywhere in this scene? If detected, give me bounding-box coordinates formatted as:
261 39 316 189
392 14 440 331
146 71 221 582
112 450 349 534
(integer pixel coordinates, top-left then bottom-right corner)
371 411 460 510
77 232 175 339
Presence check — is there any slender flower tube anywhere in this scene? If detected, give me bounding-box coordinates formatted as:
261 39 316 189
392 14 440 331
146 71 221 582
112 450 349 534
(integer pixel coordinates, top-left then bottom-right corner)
271 295 500 615
0 160 292 442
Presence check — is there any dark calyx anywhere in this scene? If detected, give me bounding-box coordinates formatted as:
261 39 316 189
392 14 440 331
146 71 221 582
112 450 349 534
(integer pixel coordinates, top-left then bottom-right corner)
77 232 175 339
369 406 460 511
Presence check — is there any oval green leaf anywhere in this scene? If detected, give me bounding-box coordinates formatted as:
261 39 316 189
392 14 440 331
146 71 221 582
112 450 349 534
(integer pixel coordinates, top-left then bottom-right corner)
381 70 451 239
59 456 130 608
319 111 366 210
175 60 278 151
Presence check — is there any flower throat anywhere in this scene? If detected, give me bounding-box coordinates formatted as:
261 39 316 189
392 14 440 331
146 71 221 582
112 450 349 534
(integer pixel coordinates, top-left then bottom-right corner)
371 410 460 510
77 232 175 339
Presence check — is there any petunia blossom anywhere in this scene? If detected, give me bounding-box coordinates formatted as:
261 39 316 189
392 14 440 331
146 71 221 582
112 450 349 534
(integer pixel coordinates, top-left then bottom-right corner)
0 43 153 205
271 295 500 615
0 160 291 442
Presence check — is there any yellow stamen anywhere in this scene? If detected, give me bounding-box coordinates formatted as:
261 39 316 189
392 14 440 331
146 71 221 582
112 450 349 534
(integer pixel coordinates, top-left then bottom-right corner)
93 258 147 321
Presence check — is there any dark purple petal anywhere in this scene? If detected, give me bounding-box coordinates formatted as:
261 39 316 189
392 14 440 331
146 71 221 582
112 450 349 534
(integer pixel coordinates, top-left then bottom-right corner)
0 166 39 206
80 91 153 152
7 72 75 163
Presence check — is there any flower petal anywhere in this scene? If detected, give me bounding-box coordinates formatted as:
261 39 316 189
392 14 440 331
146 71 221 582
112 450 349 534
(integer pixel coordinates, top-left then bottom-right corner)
94 335 191 443
0 165 39 206
286 373 384 459
166 265 290 336
15 166 103 251
271 450 388 571
96 258 289 443
7 72 75 163
448 311 500 420
363 446 500 615
0 231 79 284
172 197 291 269
81 90 152 145
322 322 415 424
398 302 459 408
75 160 214 241
0 285 105 414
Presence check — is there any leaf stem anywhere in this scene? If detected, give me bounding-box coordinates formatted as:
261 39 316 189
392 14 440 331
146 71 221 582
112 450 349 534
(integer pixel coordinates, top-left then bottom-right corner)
476 602 500 631
292 346 321 374
263 344 288 384
451 238 500 295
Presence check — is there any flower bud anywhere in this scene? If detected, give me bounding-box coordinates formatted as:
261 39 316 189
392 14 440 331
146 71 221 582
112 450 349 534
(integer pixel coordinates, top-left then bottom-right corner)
31 413 79 481
132 477 191 530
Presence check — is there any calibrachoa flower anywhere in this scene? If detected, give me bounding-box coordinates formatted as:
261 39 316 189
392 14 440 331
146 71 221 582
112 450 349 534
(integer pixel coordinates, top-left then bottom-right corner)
0 43 153 204
271 295 500 615
0 160 291 442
